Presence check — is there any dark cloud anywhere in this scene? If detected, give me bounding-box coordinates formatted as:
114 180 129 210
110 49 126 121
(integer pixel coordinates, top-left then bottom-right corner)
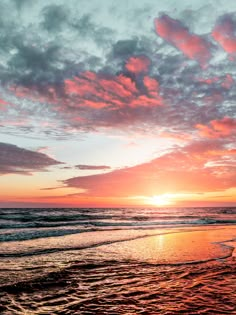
75 165 111 170
0 142 62 175
41 4 69 32
70 14 95 36
112 39 139 58
12 0 31 11
8 42 61 86
60 166 73 170
0 3 114 88
108 36 159 66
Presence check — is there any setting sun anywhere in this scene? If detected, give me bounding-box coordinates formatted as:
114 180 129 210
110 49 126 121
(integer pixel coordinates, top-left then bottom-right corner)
0 1 236 315
0 0 235 208
147 194 173 206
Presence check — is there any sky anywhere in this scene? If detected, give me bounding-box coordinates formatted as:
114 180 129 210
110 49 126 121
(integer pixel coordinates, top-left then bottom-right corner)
0 0 236 208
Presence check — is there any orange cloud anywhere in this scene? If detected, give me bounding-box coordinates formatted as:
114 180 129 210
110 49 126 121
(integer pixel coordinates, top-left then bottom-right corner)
63 140 236 197
154 15 212 67
196 117 236 138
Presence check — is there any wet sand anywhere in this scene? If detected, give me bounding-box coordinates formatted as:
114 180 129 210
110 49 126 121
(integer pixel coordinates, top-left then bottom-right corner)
0 225 236 314
85 226 236 264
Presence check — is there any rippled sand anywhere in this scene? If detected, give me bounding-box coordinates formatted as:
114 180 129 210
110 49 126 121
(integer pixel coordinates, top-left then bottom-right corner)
0 225 235 314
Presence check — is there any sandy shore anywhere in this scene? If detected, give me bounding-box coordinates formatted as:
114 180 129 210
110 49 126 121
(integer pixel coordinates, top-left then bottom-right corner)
0 225 235 288
84 225 236 264
1 225 236 314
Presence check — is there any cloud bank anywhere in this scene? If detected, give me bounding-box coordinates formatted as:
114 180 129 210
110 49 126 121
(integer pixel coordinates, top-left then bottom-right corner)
63 139 236 197
0 142 62 175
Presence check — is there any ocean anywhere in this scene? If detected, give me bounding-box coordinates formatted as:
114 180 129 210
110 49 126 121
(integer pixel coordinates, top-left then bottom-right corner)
0 207 235 314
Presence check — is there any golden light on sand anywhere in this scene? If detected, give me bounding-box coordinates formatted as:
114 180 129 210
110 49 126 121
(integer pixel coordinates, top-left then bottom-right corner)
147 194 174 206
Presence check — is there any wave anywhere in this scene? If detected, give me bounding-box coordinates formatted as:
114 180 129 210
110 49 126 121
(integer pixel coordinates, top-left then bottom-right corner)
1 217 236 228
1 228 235 261
1 218 236 243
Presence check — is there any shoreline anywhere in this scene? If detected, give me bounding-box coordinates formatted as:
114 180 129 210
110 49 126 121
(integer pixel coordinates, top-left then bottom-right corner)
1 224 236 315
0 225 235 287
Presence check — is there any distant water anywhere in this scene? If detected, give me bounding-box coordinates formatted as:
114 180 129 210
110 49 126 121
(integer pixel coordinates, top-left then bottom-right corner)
0 207 236 242
0 207 236 314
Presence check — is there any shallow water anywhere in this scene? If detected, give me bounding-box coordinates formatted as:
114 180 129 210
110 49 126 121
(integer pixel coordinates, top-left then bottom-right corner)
0 207 236 314
1 254 236 314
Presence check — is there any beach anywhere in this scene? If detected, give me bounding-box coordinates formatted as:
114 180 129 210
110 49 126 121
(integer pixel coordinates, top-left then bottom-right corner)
1 0 236 313
0 208 235 314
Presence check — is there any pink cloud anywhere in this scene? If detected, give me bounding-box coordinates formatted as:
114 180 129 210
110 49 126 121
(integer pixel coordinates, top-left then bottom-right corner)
197 74 234 90
154 14 212 67
130 95 162 107
221 74 234 89
159 131 193 141
11 64 163 112
63 71 137 105
63 140 236 197
125 56 151 74
196 117 236 138
198 77 219 85
9 85 57 105
0 99 8 106
63 71 162 109
143 76 160 99
212 15 236 56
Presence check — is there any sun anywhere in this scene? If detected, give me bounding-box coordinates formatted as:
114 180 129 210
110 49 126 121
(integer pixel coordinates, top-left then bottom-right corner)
147 194 173 206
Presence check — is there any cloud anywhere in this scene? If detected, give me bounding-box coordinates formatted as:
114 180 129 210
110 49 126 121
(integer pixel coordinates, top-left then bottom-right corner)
9 64 164 130
197 74 234 90
0 2 236 207
212 14 236 56
221 74 234 89
6 38 63 87
154 14 212 67
196 117 236 138
0 142 62 175
112 39 139 58
0 2 114 89
125 55 151 74
4 56 231 138
0 5 235 142
41 4 69 32
75 165 111 170
63 140 236 197
2 44 233 140
12 0 31 10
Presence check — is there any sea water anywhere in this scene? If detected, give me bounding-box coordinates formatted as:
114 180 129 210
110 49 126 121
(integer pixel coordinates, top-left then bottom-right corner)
0 207 235 314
